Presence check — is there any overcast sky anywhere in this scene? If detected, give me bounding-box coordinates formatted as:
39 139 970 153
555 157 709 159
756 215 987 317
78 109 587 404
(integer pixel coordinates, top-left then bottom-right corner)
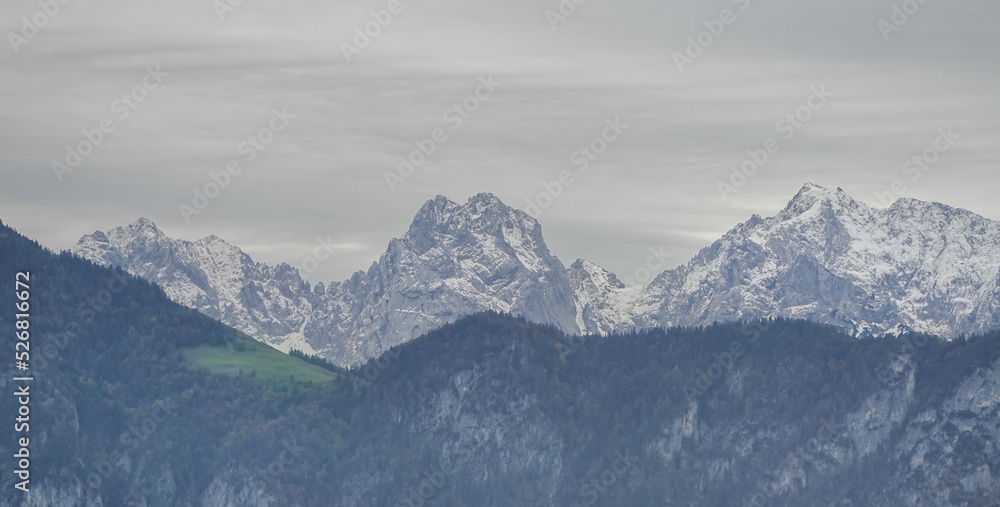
2 0 998 285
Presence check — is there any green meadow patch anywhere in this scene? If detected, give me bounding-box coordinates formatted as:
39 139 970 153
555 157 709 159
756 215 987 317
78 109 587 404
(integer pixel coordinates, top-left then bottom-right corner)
180 339 338 384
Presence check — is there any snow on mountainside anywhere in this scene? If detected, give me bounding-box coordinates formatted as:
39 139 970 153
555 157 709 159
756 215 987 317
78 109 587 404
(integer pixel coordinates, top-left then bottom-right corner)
72 194 579 366
568 259 641 335
73 217 318 353
322 193 580 364
71 184 1000 365
631 183 1000 338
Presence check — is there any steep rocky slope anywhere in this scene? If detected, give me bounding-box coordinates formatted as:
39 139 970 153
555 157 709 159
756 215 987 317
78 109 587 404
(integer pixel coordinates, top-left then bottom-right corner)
72 194 578 366
632 184 1000 338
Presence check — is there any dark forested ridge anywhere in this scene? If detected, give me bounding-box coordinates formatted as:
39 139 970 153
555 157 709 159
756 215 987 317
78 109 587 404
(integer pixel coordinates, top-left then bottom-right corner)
2 219 1000 506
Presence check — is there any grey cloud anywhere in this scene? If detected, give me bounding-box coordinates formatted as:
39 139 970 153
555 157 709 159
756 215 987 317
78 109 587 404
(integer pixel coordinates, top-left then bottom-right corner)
1 0 997 284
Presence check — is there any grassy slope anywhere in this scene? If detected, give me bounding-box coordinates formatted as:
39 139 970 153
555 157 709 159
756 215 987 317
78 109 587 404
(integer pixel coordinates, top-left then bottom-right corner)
180 335 339 383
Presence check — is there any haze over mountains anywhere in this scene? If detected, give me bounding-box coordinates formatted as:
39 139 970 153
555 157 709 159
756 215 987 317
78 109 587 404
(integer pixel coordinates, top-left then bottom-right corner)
71 184 1000 366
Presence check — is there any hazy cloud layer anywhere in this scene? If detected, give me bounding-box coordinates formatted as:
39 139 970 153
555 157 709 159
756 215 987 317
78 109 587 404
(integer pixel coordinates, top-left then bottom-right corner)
2 0 998 284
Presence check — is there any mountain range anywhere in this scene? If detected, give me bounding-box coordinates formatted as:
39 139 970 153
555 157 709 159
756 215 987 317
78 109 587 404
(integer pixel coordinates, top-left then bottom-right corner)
71 184 1000 366
5 212 1000 506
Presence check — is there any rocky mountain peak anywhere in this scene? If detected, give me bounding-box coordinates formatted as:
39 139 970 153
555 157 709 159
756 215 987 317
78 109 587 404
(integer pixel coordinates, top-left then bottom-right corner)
410 193 535 229
570 259 626 290
467 191 505 209
75 218 172 267
411 195 462 226
786 183 863 214
886 196 967 220
132 216 158 229
70 186 1000 364
402 193 549 273
115 217 166 240
634 185 1000 339
780 183 859 215
72 193 581 365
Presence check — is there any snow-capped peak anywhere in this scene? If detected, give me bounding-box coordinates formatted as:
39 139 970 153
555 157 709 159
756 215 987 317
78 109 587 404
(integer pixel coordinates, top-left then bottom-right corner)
467 192 507 209
634 185 1000 338
780 183 863 218
117 217 164 237
72 194 581 366
402 193 552 275
70 186 1000 365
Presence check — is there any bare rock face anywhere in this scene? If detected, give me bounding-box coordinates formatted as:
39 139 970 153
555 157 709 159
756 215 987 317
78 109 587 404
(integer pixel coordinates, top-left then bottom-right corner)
568 259 640 335
72 185 1000 366
73 217 315 354
72 194 579 366
631 183 1000 339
